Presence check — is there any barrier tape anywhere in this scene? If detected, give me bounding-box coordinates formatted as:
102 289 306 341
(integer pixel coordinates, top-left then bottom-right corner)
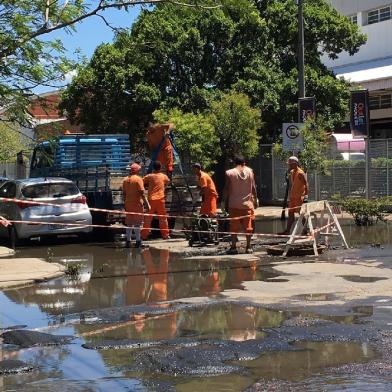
1 218 312 240
0 196 310 223
312 222 336 234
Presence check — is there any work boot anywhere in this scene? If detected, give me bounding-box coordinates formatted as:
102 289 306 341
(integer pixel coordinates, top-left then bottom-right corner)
227 247 238 255
135 241 142 248
125 240 131 248
245 247 253 254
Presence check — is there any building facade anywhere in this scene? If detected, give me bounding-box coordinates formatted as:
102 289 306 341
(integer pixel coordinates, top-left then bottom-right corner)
324 0 392 138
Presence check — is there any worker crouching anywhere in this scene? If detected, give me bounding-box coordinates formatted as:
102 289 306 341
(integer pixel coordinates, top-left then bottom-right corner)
142 161 171 240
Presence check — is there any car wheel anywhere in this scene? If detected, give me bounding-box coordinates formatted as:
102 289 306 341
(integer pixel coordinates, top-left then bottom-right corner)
8 225 20 249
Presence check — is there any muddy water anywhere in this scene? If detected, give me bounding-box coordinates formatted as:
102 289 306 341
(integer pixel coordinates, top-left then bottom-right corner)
1 221 392 391
175 342 376 391
76 303 285 342
2 244 278 316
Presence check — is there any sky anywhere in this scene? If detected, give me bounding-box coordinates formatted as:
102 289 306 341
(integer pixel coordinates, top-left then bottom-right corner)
38 6 141 93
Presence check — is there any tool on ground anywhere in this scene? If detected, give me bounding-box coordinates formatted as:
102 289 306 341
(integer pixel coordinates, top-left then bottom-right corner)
186 211 230 247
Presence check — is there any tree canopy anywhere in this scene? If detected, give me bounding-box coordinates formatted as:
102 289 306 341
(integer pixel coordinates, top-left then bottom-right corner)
154 91 261 171
61 0 366 145
0 123 30 162
0 0 220 127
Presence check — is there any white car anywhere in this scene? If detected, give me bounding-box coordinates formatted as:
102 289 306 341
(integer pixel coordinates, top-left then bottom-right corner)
0 178 92 248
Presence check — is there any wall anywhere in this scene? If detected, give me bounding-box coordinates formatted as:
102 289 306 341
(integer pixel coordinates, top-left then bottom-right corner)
324 1 392 69
330 0 390 15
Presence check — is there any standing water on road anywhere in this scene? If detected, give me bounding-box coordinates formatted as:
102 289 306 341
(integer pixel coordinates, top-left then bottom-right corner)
1 221 392 391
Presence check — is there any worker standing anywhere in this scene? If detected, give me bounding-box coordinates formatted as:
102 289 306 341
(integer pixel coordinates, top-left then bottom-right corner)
142 160 171 240
280 156 309 235
192 163 218 217
146 123 174 175
223 155 258 254
122 163 150 248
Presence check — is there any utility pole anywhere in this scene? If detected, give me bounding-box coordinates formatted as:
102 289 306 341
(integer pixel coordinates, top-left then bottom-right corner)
297 0 305 100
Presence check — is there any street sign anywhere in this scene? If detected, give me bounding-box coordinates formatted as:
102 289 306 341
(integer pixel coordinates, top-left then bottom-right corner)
298 97 316 123
282 123 304 151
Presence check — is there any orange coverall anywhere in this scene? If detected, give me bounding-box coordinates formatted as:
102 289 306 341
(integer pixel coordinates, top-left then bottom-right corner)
198 171 218 217
147 124 174 173
288 167 307 213
142 172 170 240
122 175 145 226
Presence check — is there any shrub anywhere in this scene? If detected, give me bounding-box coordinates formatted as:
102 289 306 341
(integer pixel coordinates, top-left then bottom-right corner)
333 196 392 226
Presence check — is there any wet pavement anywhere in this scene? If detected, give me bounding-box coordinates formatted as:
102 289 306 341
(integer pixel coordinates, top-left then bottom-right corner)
0 221 392 391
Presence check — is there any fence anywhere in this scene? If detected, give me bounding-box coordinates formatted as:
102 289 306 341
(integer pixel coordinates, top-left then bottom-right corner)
0 161 29 179
253 139 392 203
3 138 392 202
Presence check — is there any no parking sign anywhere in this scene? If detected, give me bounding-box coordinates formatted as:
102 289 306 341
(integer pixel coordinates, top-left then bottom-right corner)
282 123 304 151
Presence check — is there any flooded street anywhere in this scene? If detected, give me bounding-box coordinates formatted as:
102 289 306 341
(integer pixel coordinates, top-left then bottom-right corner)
1 221 392 391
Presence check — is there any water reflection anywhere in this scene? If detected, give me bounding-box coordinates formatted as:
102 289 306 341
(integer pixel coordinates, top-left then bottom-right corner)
176 341 376 391
4 246 263 320
78 304 286 343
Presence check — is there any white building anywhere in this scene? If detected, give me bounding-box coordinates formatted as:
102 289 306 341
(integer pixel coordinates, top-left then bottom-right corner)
324 0 392 138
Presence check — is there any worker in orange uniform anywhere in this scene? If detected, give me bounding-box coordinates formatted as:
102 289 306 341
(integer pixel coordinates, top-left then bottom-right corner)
280 156 309 235
146 123 174 175
142 160 171 240
192 163 218 217
122 163 150 248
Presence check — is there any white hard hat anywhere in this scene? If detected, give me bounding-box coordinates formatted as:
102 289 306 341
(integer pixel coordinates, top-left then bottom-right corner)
287 156 299 163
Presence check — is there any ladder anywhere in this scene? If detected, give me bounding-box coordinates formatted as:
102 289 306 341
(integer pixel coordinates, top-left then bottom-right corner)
148 129 200 222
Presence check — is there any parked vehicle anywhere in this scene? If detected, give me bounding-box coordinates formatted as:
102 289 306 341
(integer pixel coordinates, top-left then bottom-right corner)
30 134 130 225
0 178 92 248
0 177 8 186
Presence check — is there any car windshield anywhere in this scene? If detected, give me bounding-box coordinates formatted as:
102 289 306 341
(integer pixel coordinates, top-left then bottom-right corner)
22 183 79 198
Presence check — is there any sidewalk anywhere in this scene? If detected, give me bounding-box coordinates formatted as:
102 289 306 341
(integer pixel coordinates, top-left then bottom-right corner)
0 246 15 258
0 253 65 289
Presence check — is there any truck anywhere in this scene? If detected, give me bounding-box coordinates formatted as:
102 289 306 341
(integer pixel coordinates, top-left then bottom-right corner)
29 134 130 226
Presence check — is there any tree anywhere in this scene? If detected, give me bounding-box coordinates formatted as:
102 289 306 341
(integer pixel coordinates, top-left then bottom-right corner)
153 108 218 170
0 0 221 127
210 91 260 162
0 123 30 162
61 0 266 139
61 0 366 143
153 91 260 172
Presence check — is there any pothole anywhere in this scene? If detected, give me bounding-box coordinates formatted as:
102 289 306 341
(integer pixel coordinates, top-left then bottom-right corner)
339 275 388 283
292 293 338 302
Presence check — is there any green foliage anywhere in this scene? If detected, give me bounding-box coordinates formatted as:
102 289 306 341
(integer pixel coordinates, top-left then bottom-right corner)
61 0 366 142
325 159 365 169
210 91 261 159
273 116 330 173
153 108 218 169
0 1 217 125
371 157 392 168
334 196 392 226
154 91 260 170
65 263 83 277
0 123 29 162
